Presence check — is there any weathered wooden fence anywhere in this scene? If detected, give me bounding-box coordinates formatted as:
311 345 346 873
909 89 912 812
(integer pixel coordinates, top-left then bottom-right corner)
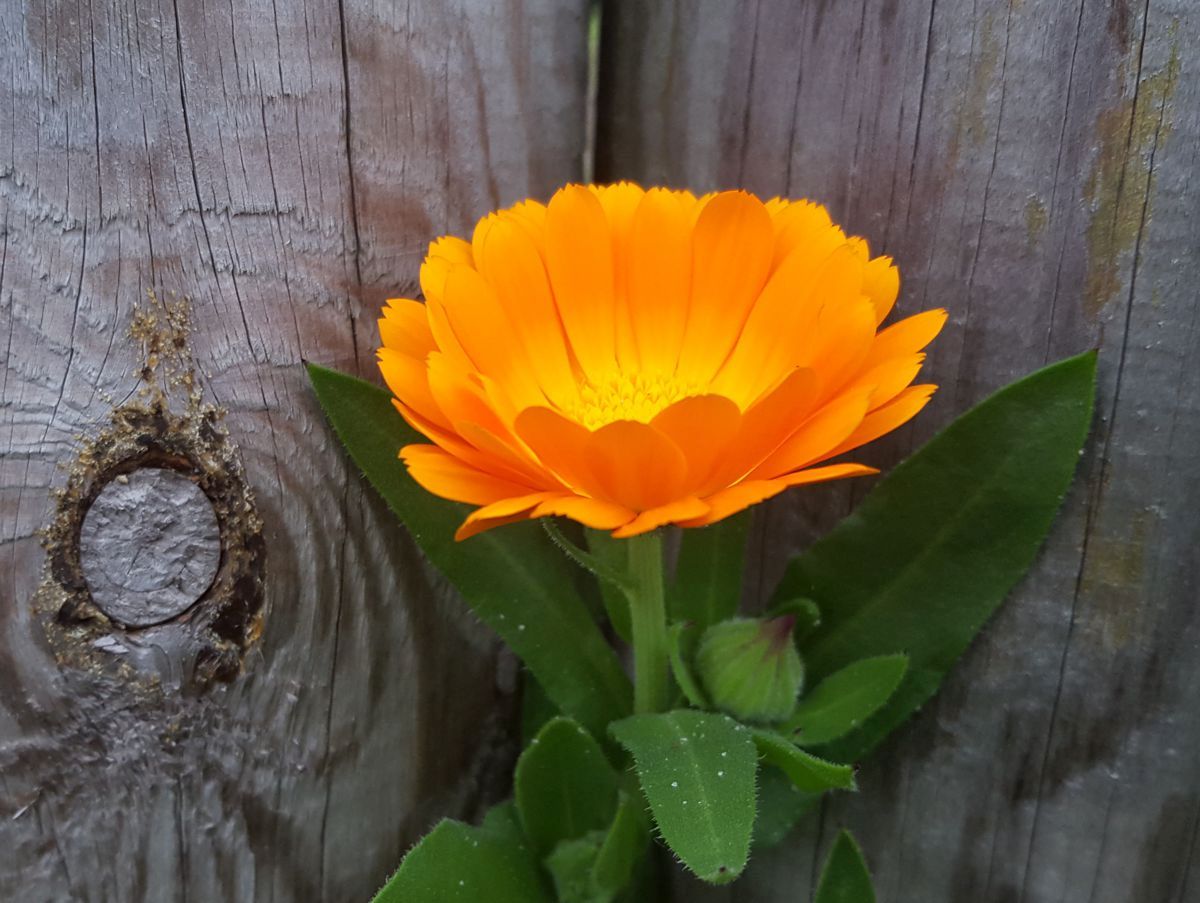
2 1 1197 901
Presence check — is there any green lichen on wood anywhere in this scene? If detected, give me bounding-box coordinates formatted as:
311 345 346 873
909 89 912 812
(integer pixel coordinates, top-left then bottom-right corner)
1084 24 1180 317
1024 195 1047 248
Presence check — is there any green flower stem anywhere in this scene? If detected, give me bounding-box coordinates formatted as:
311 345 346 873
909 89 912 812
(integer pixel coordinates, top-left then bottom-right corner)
625 532 668 714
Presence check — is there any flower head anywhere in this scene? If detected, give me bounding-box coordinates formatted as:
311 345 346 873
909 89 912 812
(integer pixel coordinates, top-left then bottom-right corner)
378 183 945 540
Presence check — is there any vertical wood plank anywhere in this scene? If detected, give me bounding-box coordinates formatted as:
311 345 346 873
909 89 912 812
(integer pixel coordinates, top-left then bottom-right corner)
0 1 588 899
600 1 1200 900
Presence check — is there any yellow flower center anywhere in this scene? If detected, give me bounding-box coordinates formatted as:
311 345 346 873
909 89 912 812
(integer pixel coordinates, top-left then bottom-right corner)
568 371 704 430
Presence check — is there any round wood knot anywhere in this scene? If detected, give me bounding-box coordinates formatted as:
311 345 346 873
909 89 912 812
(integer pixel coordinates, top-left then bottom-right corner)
79 468 221 627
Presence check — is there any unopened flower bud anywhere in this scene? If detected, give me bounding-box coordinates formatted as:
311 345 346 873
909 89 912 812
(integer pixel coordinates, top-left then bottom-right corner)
694 616 804 723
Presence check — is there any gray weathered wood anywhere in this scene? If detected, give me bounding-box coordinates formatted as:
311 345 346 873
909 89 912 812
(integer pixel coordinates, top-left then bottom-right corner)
0 1 588 900
600 1 1200 900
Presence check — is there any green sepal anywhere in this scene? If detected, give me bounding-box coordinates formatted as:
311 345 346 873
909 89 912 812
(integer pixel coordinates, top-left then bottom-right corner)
769 596 822 644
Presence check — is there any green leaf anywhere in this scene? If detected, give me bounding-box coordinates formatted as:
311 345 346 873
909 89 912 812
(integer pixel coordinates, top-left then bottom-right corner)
774 352 1097 760
545 832 608 903
515 716 619 854
610 710 757 884
373 814 552 903
751 729 857 793
753 765 818 848
783 655 908 746
585 528 635 642
667 512 750 628
307 365 631 737
815 831 876 903
520 673 560 748
667 622 709 708
592 792 651 896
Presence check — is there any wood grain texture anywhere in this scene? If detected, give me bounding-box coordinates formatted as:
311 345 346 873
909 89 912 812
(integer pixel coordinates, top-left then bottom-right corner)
0 1 588 900
600 1 1200 900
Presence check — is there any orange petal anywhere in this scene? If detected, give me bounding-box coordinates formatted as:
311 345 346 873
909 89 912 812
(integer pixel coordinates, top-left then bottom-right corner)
544 185 618 380
591 182 646 371
379 298 434 357
864 255 900 325
769 200 843 271
393 399 537 486
819 384 937 461
442 265 546 408
611 497 710 538
401 444 536 505
749 388 873 480
582 420 688 510
419 236 473 306
650 395 741 494
627 188 693 376
471 216 578 409
677 191 774 382
805 296 878 401
514 406 602 495
706 368 821 491
714 241 864 403
377 347 451 431
680 463 879 527
531 495 635 531
855 353 925 410
455 491 561 540
868 309 948 362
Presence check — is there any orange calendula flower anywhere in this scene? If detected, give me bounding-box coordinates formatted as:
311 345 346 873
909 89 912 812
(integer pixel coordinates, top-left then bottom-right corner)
378 183 946 541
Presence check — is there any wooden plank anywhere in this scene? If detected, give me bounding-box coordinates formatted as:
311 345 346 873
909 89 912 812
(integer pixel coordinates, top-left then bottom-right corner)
0 1 588 899
600 1 1200 900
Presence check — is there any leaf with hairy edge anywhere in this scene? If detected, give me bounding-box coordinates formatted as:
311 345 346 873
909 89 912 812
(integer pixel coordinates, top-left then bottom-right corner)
372 814 552 903
515 716 619 855
774 352 1097 761
308 365 631 737
668 512 750 628
815 831 876 903
783 655 908 746
751 729 857 793
610 710 757 884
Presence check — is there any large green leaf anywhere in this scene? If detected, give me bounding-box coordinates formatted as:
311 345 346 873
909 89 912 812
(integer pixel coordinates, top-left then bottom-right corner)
775 352 1096 760
815 831 876 903
668 512 750 628
308 365 631 737
373 814 552 903
783 655 908 746
515 716 619 855
610 710 757 884
751 729 857 794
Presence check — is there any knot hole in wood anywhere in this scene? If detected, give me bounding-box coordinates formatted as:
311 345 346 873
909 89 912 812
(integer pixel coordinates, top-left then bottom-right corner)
79 468 222 627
